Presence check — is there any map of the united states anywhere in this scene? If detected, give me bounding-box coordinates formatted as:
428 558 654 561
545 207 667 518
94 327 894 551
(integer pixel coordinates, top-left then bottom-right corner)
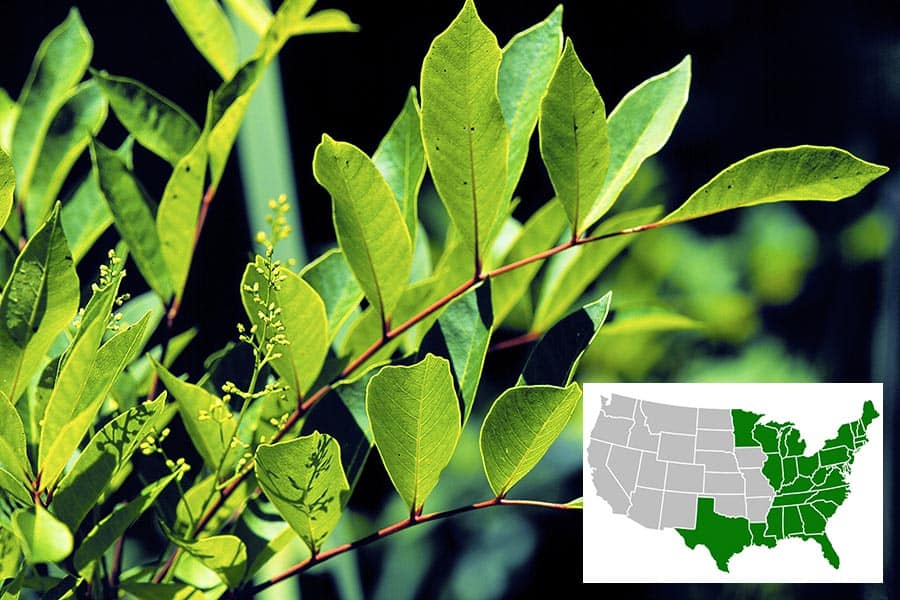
587 394 879 571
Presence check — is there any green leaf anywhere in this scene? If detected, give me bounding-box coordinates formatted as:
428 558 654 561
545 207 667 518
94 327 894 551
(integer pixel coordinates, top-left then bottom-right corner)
168 0 240 79
241 257 328 395
373 87 426 242
92 70 200 165
539 38 609 235
119 582 205 600
663 146 889 224
532 205 661 331
0 468 30 505
223 0 272 35
0 148 13 230
419 282 493 425
157 103 210 303
23 81 107 234
153 360 235 471
0 204 78 403
52 393 167 530
12 9 92 199
73 468 184 577
255 432 349 554
596 56 691 220
491 201 568 324
313 134 412 324
420 0 509 266
168 533 247 590
0 89 18 154
91 140 173 299
565 497 583 509
521 292 611 387
38 312 152 489
0 526 20 580
299 248 363 341
600 306 701 336
0 391 30 480
174 474 251 537
479 382 580 496
499 5 563 201
10 505 73 564
366 354 460 513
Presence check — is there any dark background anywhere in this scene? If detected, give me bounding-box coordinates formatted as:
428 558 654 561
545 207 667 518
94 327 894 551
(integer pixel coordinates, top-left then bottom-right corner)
2 1 896 597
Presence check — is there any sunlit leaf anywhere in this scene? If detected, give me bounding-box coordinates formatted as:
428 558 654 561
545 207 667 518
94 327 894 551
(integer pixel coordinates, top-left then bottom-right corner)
299 248 363 341
366 354 460 513
0 148 14 230
480 382 580 496
168 0 240 79
168 533 247 590
174 474 252 537
11 505 73 564
0 391 30 480
255 432 349 553
0 89 17 154
421 0 509 266
313 134 412 324
600 306 702 336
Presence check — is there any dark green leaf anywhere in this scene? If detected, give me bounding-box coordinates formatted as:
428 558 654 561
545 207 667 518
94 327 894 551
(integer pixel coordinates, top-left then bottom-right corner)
479 382 580 495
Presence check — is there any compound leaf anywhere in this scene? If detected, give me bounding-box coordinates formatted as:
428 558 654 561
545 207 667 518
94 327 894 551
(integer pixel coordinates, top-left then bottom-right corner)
313 135 412 325
480 382 581 496
539 38 608 235
421 0 508 266
255 432 349 554
366 354 460 513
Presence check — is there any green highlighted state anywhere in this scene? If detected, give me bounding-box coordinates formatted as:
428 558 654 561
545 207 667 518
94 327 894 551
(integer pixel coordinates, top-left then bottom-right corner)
732 409 762 446
802 534 840 568
677 497 752 572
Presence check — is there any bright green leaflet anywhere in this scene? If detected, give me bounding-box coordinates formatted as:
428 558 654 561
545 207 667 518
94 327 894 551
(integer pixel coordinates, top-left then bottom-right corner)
491 201 568 324
565 497 583 509
663 145 889 224
595 56 691 222
539 38 609 235
532 205 662 331
499 5 563 203
366 354 460 513
0 148 14 230
599 306 701 336
255 432 350 554
419 282 493 426
521 292 611 387
299 248 363 342
52 393 167 530
91 70 200 165
480 382 581 496
119 582 206 600
0 204 78 403
157 103 211 303
373 87 426 242
91 140 173 300
73 468 184 577
0 467 30 505
0 391 30 480
223 0 273 35
0 89 17 153
12 9 92 200
11 505 73 564
38 313 151 489
313 135 412 325
240 258 328 395
24 81 107 234
420 0 509 266
0 527 20 580
174 474 251 537
153 359 236 471
168 533 247 590
167 0 240 80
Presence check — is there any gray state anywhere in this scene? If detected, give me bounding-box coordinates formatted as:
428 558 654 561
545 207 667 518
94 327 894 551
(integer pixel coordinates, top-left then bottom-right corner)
664 462 704 493
657 433 696 463
591 415 633 445
660 491 698 529
628 487 663 529
712 494 746 518
698 408 733 429
628 406 660 452
603 394 637 418
608 444 641 494
637 453 667 489
742 468 776 497
696 429 735 452
588 440 630 515
747 496 774 523
736 446 768 469
704 472 745 494
641 400 698 434
695 450 740 472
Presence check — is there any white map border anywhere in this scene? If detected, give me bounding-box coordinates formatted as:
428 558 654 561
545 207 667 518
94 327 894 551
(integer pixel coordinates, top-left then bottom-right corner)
583 383 883 583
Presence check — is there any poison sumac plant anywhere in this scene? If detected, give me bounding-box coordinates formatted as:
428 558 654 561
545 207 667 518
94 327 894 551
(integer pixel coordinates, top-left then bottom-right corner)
0 0 887 598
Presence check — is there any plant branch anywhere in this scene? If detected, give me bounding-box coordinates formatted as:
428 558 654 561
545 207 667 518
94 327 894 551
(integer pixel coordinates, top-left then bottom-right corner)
249 496 578 595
